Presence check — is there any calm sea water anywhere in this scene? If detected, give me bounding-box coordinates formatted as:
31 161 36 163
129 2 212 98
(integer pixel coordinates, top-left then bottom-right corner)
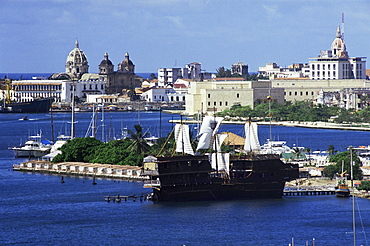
1 112 370 245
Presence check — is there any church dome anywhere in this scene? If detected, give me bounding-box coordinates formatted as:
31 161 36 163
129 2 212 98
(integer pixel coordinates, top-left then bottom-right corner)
65 40 89 78
99 52 113 66
66 40 88 65
121 52 134 66
118 52 135 74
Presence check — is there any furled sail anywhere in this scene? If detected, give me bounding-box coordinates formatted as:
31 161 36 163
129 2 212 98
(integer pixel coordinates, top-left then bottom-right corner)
244 121 261 152
196 116 224 150
211 152 230 173
175 124 194 156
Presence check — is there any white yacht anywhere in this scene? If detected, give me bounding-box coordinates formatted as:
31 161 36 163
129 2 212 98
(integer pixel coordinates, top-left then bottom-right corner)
11 132 52 158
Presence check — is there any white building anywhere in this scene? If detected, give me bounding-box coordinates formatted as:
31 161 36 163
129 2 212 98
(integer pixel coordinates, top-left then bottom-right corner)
157 62 212 86
11 78 105 103
309 26 366 80
140 87 185 102
258 63 309 79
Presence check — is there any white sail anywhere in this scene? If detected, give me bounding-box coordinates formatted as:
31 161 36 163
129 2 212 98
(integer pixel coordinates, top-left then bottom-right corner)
175 124 194 156
244 122 261 152
196 116 224 150
211 153 230 173
214 133 228 152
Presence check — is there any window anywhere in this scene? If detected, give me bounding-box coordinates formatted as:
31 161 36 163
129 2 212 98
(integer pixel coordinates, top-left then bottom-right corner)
208 94 210 98
323 64 325 70
237 93 240 98
220 101 222 106
208 102 210 106
214 101 216 106
333 64 336 70
317 64 320 70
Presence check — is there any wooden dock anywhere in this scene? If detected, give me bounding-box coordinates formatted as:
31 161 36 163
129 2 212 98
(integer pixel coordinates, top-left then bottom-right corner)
283 190 335 196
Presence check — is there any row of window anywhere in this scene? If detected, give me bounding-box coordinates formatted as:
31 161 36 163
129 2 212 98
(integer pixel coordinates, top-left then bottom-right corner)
207 101 229 107
286 91 315 96
16 85 62 91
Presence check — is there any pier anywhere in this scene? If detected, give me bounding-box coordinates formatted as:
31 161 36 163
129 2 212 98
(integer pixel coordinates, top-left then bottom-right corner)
283 189 335 196
13 160 148 181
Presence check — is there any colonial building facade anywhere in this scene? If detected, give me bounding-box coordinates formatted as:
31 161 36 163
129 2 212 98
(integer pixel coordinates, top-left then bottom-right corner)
98 52 143 94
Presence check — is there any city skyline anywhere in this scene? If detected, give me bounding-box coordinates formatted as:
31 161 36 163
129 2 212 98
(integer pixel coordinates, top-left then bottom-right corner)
1 0 370 74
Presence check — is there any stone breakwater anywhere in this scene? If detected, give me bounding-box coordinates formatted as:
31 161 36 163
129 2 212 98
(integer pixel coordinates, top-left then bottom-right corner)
13 160 148 180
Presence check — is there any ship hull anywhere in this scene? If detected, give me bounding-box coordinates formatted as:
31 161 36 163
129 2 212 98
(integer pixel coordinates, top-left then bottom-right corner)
152 182 286 202
0 98 51 113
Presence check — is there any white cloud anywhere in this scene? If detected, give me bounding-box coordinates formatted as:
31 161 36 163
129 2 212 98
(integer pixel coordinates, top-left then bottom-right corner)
262 4 281 18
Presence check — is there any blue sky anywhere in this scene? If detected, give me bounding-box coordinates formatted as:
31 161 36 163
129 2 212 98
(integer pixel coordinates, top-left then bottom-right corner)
1 0 370 74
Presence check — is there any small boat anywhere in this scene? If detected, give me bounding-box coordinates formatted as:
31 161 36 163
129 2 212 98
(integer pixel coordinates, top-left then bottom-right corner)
335 169 350 198
335 183 350 197
19 116 29 121
11 131 52 158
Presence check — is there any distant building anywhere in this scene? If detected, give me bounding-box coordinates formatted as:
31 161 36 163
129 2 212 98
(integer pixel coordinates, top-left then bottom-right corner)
258 63 309 79
51 41 143 95
158 62 212 86
231 62 248 76
309 26 366 80
98 52 143 94
11 78 105 103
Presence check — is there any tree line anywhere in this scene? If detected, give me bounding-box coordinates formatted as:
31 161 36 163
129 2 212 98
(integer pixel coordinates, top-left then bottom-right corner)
217 100 370 123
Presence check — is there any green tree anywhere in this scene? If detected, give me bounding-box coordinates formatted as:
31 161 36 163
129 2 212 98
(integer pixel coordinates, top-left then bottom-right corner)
215 67 232 77
52 137 103 163
357 181 370 191
323 150 363 180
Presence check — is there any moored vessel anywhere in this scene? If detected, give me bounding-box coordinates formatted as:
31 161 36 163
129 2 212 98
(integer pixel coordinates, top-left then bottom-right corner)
0 80 51 113
142 116 299 202
10 131 52 158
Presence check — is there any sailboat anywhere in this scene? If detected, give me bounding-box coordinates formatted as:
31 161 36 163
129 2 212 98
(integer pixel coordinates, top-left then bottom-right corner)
142 116 299 202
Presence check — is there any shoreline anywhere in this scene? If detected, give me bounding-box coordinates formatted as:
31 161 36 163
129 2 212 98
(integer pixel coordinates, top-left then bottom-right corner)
171 119 370 131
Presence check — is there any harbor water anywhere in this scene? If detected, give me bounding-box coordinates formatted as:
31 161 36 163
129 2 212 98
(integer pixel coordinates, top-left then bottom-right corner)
1 112 370 245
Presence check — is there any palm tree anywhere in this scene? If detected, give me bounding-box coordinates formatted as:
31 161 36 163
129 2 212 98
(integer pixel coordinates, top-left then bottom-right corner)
292 147 303 160
128 124 150 155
